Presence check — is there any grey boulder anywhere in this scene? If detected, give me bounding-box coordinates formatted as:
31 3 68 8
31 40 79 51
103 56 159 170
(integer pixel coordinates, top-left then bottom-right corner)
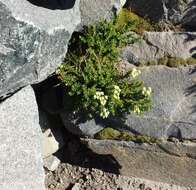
111 65 196 139
121 32 196 64
0 0 81 98
82 138 196 187
0 86 45 190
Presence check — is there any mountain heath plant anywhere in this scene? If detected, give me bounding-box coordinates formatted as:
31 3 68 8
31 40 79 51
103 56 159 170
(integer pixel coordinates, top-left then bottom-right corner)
57 17 152 119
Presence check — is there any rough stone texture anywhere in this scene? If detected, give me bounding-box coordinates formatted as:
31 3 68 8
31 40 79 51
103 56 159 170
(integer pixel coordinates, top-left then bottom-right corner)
0 86 45 190
45 163 192 190
182 0 196 30
114 65 196 139
0 0 81 98
60 65 196 140
121 32 196 64
125 0 196 30
79 0 126 28
40 111 64 158
82 138 196 188
43 155 60 172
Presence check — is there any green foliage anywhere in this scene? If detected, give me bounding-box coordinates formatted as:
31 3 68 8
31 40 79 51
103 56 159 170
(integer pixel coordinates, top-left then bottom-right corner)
57 17 152 119
94 127 159 143
79 18 138 62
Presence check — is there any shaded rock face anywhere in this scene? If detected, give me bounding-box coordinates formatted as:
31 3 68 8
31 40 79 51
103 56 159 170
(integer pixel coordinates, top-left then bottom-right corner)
79 0 126 27
60 111 105 137
61 65 196 140
125 0 196 30
0 0 81 99
182 0 196 30
0 86 44 190
121 32 196 64
82 139 196 188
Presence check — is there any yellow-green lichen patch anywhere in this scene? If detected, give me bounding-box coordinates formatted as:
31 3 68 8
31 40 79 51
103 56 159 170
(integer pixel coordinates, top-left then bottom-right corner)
94 127 159 143
116 9 153 34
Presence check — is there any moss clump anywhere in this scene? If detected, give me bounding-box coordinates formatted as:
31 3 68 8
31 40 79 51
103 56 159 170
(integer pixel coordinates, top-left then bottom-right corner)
166 57 196 67
116 9 153 34
137 57 196 67
94 127 159 143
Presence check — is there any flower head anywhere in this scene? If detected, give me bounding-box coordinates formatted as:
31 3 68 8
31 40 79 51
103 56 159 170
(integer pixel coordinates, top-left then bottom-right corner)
100 108 110 118
113 85 121 100
133 105 141 114
131 68 141 78
142 87 152 97
94 91 108 106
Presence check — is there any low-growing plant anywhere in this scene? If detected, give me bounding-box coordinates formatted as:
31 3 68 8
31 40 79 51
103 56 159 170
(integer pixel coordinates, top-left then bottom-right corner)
57 17 152 119
116 9 153 34
137 56 196 67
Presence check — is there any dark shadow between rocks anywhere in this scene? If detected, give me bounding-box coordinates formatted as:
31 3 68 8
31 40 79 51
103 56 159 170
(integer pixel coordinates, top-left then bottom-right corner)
33 79 122 174
190 47 196 59
53 124 122 175
27 0 76 10
187 84 196 116
123 0 164 22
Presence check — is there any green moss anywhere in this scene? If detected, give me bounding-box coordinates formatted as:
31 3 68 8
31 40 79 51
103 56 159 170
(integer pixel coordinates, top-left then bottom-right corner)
94 127 159 143
116 9 153 34
137 60 157 66
137 57 196 67
166 57 196 67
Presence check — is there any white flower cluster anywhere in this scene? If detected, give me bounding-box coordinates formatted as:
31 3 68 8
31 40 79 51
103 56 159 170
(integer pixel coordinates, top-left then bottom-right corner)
131 68 141 78
94 91 108 106
94 91 110 118
113 85 121 100
133 105 141 114
142 87 152 97
100 108 110 119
